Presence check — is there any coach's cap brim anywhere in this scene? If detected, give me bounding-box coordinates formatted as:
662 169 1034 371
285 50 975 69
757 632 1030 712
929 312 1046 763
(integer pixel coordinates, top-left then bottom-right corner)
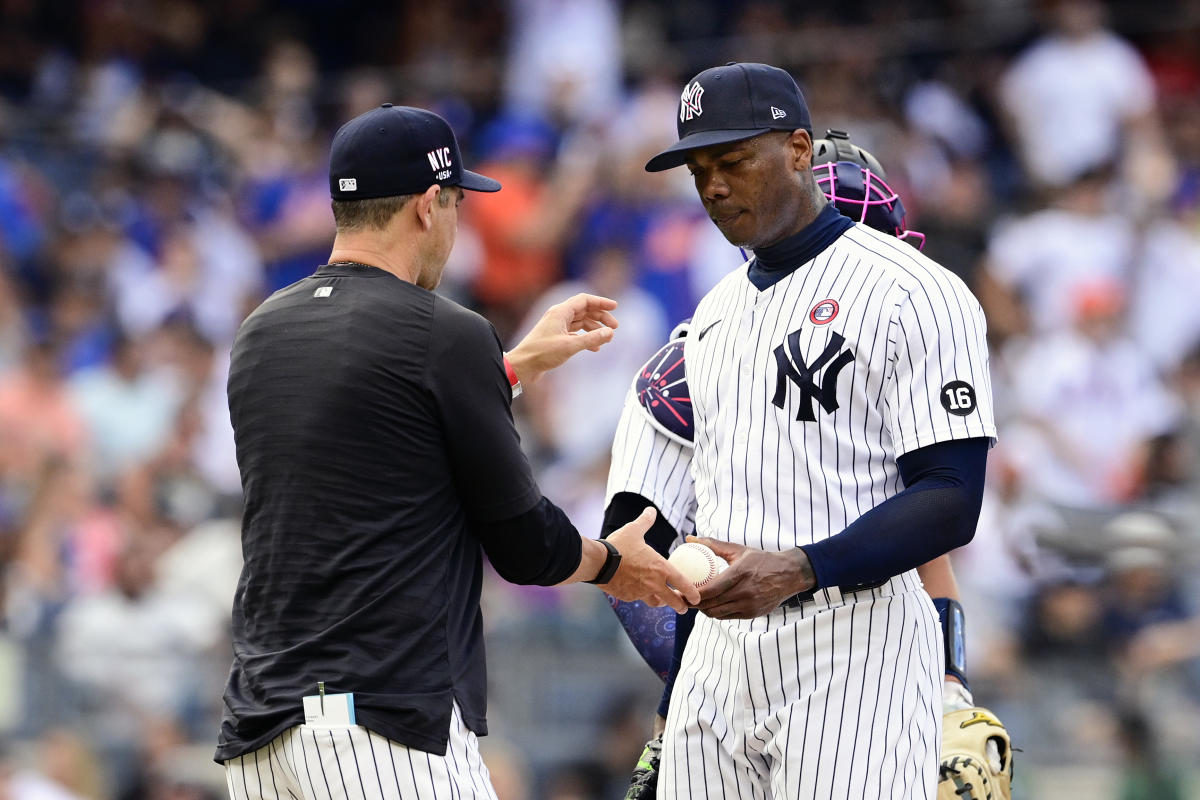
645 127 772 172
456 169 502 192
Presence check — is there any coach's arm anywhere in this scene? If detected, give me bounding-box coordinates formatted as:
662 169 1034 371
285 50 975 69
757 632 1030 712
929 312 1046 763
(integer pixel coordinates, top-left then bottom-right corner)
691 437 988 619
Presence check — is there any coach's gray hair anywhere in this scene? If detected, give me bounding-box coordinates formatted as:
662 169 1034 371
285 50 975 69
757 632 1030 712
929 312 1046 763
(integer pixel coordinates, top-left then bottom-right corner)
331 188 455 232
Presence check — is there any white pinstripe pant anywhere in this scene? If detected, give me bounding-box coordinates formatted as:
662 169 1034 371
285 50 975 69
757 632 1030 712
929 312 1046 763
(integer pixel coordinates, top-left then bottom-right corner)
660 588 943 799
223 703 498 800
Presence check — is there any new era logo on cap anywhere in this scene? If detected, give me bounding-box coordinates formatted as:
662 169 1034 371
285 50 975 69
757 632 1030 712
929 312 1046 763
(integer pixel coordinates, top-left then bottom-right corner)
339 178 358 192
771 106 787 120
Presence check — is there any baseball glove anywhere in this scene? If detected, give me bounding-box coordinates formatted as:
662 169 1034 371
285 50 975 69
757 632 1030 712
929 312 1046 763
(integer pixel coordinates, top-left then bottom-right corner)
623 734 662 800
938 707 1013 800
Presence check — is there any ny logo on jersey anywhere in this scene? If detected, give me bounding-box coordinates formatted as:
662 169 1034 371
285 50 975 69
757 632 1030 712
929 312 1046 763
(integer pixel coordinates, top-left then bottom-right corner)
771 330 854 422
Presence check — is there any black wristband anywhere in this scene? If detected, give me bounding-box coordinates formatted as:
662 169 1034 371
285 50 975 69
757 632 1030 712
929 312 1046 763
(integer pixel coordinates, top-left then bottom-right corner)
585 538 622 584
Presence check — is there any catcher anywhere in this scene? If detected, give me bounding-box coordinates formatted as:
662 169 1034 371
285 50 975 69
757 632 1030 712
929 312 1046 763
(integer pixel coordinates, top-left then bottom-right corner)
603 130 1014 800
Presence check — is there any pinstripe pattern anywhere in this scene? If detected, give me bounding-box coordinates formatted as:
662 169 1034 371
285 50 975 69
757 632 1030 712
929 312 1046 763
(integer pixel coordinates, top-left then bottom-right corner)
606 385 697 539
624 220 993 797
660 589 942 800
686 225 995 559
222 703 497 800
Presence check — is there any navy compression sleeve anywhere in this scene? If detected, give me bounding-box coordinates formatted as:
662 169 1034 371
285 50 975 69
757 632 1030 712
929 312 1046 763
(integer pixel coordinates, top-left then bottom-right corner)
607 598 678 681
801 437 988 589
472 496 582 585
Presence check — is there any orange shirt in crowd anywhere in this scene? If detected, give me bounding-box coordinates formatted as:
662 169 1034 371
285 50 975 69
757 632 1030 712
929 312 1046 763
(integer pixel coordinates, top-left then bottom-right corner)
0 369 88 475
467 162 561 313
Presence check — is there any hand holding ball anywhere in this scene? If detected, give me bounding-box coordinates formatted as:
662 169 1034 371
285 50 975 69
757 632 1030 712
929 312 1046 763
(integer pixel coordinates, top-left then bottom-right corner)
668 542 728 589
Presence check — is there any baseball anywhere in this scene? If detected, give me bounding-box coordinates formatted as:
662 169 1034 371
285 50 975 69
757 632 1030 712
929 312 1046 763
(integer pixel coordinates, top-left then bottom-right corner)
668 542 728 588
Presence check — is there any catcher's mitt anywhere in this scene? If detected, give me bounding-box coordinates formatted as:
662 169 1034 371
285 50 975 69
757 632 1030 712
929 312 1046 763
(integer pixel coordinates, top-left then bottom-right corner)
938 707 1013 800
623 734 662 800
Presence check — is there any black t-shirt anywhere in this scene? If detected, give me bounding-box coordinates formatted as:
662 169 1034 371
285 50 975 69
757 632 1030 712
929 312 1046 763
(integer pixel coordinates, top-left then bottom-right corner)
215 263 541 761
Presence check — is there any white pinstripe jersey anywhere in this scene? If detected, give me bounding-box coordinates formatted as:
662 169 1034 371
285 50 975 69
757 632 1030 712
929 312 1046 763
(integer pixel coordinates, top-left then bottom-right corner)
684 223 996 555
606 374 697 543
223 702 498 800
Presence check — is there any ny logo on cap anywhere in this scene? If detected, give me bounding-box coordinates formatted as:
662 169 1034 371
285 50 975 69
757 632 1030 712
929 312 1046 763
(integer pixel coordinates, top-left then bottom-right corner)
680 81 704 123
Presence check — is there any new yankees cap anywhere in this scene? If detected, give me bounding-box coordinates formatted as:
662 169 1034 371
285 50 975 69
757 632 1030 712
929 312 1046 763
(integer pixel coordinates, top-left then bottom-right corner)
645 62 813 172
329 104 501 200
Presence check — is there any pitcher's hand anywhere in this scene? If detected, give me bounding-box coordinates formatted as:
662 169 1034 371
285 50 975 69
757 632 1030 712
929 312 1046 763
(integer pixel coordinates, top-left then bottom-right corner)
688 537 816 619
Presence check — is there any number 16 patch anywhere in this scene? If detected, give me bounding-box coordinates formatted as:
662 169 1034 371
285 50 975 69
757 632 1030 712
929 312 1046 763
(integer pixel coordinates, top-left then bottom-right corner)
940 380 977 416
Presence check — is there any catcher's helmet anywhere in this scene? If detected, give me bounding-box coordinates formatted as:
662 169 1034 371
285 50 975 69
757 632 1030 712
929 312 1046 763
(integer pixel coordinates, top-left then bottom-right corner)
811 130 925 250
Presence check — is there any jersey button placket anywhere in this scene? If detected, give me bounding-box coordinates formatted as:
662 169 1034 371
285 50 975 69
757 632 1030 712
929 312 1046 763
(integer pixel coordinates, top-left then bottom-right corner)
738 302 757 379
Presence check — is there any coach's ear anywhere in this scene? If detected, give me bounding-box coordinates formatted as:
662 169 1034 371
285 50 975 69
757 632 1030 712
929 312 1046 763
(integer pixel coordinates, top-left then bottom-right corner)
415 184 441 231
790 129 813 171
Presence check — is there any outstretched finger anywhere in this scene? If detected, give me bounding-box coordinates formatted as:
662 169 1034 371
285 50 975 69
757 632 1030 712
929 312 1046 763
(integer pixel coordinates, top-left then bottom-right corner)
691 568 744 606
692 575 749 610
568 318 604 333
698 599 753 619
572 308 620 330
687 536 745 563
663 564 701 606
562 326 614 355
557 292 618 320
649 589 690 614
556 293 619 326
608 506 656 545
570 292 618 311
695 569 738 601
629 505 656 533
666 588 692 614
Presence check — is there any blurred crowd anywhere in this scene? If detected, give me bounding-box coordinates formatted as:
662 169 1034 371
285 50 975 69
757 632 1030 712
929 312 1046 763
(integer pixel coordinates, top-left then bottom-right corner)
1 0 1199 798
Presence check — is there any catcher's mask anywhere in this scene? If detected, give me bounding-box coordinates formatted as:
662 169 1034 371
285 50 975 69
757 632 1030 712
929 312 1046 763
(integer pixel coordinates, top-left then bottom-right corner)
812 129 925 250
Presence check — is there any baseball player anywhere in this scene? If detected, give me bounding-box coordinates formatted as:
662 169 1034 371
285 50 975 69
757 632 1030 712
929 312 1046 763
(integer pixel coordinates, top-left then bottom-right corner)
617 63 997 799
216 104 700 800
606 130 1014 800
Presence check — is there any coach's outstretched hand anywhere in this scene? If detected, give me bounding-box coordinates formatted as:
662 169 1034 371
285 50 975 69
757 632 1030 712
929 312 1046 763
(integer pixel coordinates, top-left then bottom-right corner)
604 508 701 613
687 537 817 619
506 293 619 385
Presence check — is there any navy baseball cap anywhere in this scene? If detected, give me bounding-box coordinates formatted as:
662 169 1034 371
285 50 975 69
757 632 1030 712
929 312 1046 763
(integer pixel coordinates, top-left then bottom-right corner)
645 63 813 172
329 104 501 200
